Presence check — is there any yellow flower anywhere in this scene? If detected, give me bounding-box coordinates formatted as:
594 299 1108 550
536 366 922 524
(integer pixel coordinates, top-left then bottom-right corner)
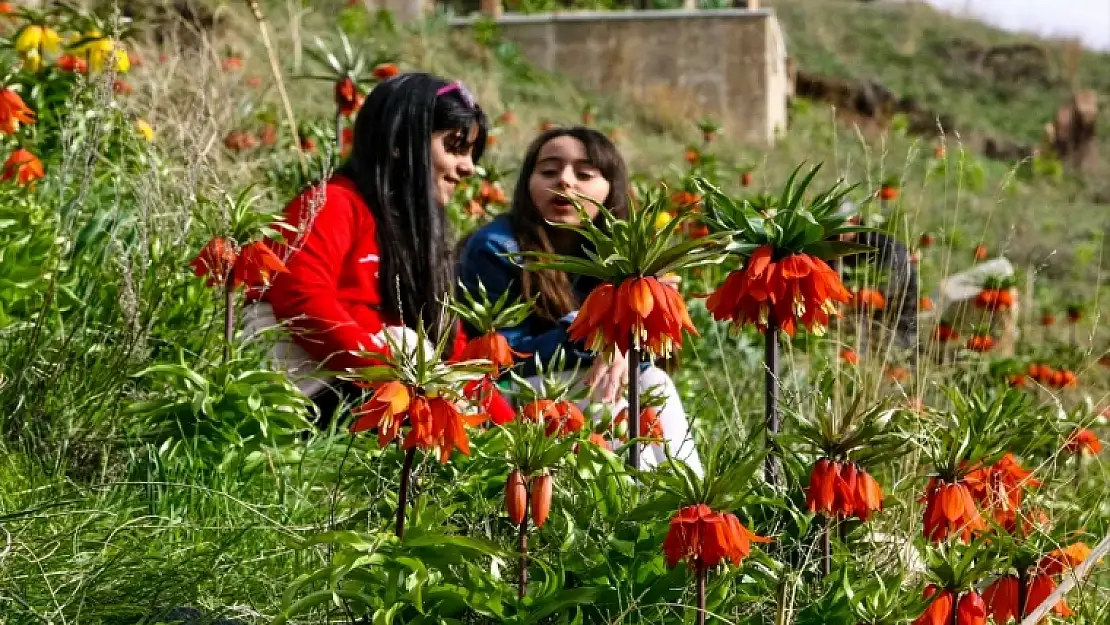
85 38 129 73
654 211 674 230
15 25 61 55
21 50 43 73
134 119 154 142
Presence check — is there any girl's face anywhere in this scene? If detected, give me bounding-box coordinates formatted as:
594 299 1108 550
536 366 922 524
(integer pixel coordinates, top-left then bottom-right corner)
528 135 611 226
430 125 479 207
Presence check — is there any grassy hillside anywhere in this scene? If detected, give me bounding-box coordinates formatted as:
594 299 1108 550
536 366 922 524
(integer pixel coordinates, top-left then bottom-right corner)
1 1 1110 622
769 0 1110 149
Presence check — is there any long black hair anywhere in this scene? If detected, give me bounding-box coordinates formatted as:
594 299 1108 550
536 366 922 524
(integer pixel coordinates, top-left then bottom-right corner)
338 72 488 345
509 126 629 322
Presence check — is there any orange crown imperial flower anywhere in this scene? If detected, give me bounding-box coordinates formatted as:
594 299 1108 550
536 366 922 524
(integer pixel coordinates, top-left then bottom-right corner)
2 148 43 186
852 287 886 310
963 453 1040 530
914 587 987 625
521 398 586 437
662 504 770 570
1064 427 1101 455
707 246 851 337
921 477 987 543
569 275 697 358
805 458 884 521
518 183 725 358
372 62 400 80
0 88 35 135
334 76 362 117
189 238 288 289
697 164 870 338
190 237 238 287
351 381 485 463
1039 542 1093 576
459 332 525 373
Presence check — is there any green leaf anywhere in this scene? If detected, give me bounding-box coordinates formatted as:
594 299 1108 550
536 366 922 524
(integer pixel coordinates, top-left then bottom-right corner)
528 587 599 621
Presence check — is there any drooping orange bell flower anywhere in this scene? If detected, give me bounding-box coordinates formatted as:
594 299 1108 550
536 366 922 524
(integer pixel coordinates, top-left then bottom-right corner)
0 88 35 135
231 241 288 288
463 376 516 425
988 573 1075 620
1065 428 1101 455
351 380 413 445
372 63 400 80
852 288 886 310
982 575 1019 624
956 591 987 625
459 332 526 373
855 469 884 521
57 54 88 73
1047 369 1078 389
351 381 484 463
2 148 43 186
189 237 238 287
974 288 1015 311
521 398 586 437
914 585 955 625
661 504 770 570
1039 542 1092 576
806 458 852 517
334 77 362 117
505 470 527 524
921 478 986 542
569 275 696 358
934 323 959 342
1026 573 1074 617
806 459 883 521
963 453 1040 528
966 334 995 352
706 245 851 337
615 405 663 439
914 588 986 625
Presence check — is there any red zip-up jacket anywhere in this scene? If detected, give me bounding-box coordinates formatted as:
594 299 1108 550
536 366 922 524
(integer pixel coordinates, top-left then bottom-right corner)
254 175 513 423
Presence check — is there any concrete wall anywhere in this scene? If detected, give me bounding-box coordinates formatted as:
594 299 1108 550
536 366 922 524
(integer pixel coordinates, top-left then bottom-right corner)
450 9 789 147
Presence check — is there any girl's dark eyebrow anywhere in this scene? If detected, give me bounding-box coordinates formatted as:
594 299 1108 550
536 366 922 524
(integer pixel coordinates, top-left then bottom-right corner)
537 156 597 167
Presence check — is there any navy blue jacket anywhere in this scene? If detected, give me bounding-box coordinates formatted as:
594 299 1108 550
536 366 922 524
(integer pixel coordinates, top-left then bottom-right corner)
457 216 600 378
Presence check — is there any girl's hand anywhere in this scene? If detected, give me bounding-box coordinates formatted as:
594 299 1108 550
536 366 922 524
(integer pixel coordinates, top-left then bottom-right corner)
584 349 629 404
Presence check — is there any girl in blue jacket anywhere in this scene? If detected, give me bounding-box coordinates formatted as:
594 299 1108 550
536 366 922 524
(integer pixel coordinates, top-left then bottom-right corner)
458 127 702 476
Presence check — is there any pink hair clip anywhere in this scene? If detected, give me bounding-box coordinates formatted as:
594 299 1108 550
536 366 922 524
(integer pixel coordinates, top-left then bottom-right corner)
436 80 477 109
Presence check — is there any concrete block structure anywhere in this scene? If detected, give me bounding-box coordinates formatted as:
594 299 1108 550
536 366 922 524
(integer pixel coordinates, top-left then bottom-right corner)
450 9 790 147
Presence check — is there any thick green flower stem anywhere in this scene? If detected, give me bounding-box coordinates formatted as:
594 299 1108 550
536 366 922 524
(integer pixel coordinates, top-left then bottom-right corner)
518 499 530 600
821 517 832 578
627 339 641 470
223 275 236 364
696 565 707 625
764 323 781 486
395 447 417 539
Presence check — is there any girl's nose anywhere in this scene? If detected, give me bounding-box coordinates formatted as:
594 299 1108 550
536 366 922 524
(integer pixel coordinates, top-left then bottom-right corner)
457 155 475 177
558 167 576 188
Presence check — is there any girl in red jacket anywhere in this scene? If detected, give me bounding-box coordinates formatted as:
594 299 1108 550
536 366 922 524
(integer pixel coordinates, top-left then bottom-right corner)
245 73 507 425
